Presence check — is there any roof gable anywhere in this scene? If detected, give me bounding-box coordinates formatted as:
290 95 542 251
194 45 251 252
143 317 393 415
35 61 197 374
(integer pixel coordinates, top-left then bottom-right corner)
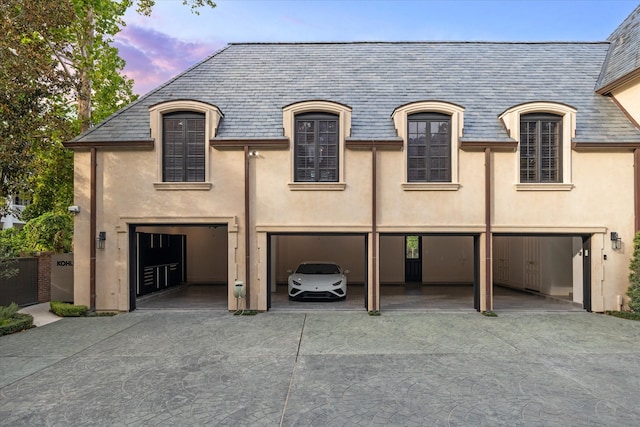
596 5 640 93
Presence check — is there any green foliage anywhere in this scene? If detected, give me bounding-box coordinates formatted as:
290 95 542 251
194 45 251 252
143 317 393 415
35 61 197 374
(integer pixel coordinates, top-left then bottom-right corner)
0 1 75 217
0 303 33 336
21 212 74 253
606 310 640 321
1 0 217 230
0 303 19 322
22 144 75 221
627 232 640 312
135 0 216 16
50 301 88 317
0 313 34 336
0 236 19 279
233 309 258 316
482 311 498 317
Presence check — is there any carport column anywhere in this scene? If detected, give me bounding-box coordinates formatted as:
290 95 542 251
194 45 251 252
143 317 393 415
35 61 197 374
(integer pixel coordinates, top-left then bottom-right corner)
484 147 493 312
244 145 251 309
371 146 379 311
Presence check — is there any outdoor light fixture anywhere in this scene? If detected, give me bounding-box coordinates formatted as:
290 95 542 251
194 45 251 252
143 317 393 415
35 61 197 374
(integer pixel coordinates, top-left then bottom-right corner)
611 232 622 250
96 231 106 250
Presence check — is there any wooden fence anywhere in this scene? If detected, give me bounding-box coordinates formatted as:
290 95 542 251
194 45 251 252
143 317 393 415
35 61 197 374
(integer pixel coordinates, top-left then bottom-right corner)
0 258 39 306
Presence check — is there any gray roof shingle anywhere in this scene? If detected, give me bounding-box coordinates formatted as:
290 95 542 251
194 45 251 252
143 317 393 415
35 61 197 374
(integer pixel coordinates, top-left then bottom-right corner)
75 41 640 144
597 5 640 92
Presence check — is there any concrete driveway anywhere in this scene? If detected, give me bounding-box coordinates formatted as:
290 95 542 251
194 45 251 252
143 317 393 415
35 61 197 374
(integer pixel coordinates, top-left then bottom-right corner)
1 310 640 426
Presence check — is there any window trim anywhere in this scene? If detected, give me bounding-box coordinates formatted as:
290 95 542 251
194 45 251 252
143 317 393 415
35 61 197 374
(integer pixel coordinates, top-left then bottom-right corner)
283 100 351 191
519 113 562 184
294 112 340 183
499 102 576 190
392 101 464 190
149 100 223 190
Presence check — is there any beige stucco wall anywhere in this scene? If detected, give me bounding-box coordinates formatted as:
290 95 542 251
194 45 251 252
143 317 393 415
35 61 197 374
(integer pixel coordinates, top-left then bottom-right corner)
73 119 636 312
491 149 635 311
611 76 640 122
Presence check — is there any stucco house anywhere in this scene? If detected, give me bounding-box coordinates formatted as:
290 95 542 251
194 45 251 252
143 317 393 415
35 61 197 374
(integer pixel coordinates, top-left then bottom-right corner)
65 6 640 313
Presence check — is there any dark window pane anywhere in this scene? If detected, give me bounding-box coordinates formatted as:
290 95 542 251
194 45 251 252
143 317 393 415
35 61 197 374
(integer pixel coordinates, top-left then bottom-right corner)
294 113 339 182
163 113 205 182
520 115 561 183
407 114 451 182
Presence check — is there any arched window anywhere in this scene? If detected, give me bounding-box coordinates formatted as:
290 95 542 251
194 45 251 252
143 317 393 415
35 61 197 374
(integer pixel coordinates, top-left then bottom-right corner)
520 113 562 183
283 100 351 190
149 100 222 190
392 101 464 190
163 112 206 182
294 112 339 182
407 112 452 182
500 101 575 190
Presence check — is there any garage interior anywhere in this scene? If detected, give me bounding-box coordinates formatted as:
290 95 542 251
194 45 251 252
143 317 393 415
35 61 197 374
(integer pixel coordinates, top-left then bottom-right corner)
268 234 368 310
132 231 586 312
132 224 229 310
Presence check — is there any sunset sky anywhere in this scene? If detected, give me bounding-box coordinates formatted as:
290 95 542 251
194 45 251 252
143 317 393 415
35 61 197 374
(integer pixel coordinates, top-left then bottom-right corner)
113 0 639 95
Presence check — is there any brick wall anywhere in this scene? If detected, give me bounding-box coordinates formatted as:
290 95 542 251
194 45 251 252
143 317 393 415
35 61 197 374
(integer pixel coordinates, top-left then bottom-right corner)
37 252 52 303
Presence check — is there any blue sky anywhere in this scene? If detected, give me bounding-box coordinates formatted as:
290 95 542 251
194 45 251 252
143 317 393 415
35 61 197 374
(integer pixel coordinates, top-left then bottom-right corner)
115 0 639 95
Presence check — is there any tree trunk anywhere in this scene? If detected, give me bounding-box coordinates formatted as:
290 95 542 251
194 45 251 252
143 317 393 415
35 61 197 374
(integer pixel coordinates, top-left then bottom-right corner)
78 7 94 134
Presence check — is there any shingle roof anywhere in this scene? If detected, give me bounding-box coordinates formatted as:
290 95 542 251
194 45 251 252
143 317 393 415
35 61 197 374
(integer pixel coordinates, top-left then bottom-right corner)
75 41 640 144
597 5 640 92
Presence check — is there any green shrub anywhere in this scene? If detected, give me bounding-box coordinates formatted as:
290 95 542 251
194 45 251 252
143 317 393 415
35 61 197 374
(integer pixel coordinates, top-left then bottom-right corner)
628 232 640 312
606 311 640 321
50 301 88 317
0 302 20 321
22 212 73 253
0 313 33 336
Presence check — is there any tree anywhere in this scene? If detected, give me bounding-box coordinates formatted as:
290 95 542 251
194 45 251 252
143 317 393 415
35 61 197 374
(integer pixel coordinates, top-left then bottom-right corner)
2 0 216 252
61 0 216 133
0 1 75 217
26 0 217 217
628 232 640 312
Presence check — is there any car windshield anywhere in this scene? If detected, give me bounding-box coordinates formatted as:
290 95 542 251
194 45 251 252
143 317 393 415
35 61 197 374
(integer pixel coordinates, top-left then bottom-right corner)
296 263 340 274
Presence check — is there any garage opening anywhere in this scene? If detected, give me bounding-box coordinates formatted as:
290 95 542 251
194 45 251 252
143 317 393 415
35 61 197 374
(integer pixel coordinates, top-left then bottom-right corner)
379 234 479 311
492 235 589 311
267 233 368 311
128 224 228 310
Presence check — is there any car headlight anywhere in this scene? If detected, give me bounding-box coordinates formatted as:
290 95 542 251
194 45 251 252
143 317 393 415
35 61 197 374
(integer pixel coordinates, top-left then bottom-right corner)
292 280 302 287
332 280 343 287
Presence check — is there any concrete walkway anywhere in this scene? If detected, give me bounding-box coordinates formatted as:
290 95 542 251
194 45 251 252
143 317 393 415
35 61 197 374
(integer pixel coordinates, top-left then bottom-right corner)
2 310 640 426
17 302 62 327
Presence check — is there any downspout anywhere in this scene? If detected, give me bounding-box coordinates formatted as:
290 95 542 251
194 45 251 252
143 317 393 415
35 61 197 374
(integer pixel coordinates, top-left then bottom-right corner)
484 147 492 312
244 145 251 308
635 148 640 233
90 147 97 312
371 146 378 311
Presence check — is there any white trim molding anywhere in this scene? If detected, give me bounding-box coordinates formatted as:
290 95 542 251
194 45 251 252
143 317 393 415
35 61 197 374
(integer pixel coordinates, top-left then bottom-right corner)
392 100 465 189
149 100 223 186
499 101 576 188
283 100 352 190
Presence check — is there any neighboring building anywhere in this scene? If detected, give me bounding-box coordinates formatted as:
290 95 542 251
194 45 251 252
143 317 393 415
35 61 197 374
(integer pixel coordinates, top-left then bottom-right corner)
65 7 640 313
1 196 30 229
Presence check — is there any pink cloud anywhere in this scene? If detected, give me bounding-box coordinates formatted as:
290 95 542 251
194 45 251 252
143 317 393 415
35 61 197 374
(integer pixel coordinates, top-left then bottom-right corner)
114 25 225 95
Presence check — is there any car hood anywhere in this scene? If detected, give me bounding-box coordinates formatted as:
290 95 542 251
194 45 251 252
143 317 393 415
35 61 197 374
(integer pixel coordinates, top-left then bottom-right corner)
289 274 344 285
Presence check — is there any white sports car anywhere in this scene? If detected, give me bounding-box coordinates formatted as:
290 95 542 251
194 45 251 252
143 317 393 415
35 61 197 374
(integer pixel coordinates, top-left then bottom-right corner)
288 262 349 301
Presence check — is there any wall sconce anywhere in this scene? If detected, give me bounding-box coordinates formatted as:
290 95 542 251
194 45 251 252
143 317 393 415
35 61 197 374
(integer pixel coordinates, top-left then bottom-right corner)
248 150 259 157
96 231 106 249
610 232 622 250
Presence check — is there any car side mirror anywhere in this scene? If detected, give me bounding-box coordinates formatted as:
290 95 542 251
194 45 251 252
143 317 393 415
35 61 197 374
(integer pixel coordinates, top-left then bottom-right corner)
286 269 293 274
344 269 350 274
